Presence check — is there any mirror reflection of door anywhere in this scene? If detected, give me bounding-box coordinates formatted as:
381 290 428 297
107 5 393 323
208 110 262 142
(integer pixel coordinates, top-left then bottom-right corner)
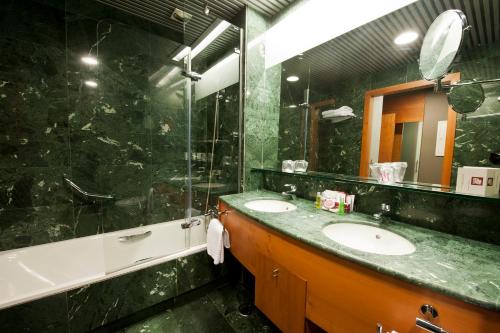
375 90 449 184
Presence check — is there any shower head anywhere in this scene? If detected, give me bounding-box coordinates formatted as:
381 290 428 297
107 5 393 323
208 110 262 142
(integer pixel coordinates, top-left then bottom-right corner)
171 8 193 23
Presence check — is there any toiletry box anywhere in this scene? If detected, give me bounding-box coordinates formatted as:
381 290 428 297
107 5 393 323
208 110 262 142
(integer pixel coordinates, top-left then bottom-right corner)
456 166 500 196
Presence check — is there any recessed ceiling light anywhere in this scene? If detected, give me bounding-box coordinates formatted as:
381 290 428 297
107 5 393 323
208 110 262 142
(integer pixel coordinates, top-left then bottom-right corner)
84 80 98 88
394 31 419 45
286 75 299 82
81 56 99 66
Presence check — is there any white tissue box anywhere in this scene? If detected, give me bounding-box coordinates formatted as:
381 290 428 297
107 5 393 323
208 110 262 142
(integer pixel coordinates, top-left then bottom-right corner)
456 167 500 196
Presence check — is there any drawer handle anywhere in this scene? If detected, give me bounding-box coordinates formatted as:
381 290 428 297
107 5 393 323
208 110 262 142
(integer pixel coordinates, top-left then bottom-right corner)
416 318 448 333
118 230 152 242
272 268 279 278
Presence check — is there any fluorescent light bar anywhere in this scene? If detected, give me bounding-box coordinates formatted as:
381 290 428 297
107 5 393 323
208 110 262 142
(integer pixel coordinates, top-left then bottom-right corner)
172 21 231 61
84 80 98 88
81 56 99 66
172 47 190 62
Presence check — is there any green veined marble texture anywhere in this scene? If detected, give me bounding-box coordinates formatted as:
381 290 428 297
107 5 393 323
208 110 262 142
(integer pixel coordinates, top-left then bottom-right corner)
220 190 500 311
0 0 194 251
255 169 500 245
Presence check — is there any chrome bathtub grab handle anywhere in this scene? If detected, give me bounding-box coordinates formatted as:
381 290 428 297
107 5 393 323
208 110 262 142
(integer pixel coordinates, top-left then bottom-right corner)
118 231 152 242
63 175 115 203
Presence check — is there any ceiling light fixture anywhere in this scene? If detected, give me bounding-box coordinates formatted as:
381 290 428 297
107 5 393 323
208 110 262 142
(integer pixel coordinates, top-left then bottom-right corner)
394 31 419 45
172 21 231 62
81 56 99 66
287 104 297 109
286 75 299 82
84 80 98 88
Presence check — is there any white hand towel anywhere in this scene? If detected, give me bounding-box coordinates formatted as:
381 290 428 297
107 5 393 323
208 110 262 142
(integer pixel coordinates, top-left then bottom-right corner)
207 218 225 265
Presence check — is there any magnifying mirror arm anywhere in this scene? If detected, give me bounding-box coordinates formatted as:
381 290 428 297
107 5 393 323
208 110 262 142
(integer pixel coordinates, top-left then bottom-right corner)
444 78 500 88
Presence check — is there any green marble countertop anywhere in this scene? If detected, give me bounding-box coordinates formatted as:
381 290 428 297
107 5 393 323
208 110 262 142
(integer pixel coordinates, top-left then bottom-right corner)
219 190 500 311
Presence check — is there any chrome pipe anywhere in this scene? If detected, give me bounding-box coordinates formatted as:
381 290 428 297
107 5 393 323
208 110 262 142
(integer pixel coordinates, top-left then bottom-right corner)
63 176 114 202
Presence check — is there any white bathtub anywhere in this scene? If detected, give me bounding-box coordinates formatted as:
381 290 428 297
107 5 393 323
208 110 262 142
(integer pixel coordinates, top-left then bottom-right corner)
0 217 207 310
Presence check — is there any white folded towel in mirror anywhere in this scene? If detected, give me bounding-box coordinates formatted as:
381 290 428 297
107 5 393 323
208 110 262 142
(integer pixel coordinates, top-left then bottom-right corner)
207 218 230 265
322 106 355 118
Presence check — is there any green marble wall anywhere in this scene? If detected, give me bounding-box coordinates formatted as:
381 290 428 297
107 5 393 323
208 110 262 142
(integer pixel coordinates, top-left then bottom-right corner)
0 0 191 251
0 250 226 332
256 169 500 245
243 8 282 191
191 84 240 211
451 44 500 180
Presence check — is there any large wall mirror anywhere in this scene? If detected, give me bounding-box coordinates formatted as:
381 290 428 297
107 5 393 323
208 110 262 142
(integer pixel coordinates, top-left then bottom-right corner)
276 0 500 190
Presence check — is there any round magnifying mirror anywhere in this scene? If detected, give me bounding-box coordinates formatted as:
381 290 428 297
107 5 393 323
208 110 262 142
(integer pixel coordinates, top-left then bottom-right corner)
447 81 485 116
419 10 468 81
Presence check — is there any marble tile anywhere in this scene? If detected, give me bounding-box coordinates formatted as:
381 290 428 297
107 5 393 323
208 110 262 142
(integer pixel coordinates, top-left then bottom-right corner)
72 204 104 237
220 190 500 311
258 169 500 245
119 295 235 333
67 260 177 333
405 61 422 82
371 65 407 89
118 309 182 333
0 166 71 209
0 204 74 251
177 251 223 295
0 293 69 333
118 281 279 333
207 284 279 333
243 8 281 191
0 0 66 46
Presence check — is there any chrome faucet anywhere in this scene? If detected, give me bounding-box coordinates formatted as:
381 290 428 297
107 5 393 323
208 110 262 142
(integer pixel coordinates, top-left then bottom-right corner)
373 203 391 222
281 184 297 200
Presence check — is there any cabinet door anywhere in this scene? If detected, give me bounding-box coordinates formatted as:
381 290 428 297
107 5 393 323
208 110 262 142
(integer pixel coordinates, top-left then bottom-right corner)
255 254 307 333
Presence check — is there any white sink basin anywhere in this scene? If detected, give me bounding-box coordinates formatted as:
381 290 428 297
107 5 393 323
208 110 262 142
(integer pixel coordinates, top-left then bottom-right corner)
244 199 297 213
322 223 416 255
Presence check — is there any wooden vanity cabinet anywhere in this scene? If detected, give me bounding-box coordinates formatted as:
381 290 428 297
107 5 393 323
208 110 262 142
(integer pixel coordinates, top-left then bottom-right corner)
255 253 307 333
220 202 500 333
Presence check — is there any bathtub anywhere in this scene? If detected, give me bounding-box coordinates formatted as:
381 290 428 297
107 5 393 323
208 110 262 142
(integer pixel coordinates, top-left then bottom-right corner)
0 217 207 310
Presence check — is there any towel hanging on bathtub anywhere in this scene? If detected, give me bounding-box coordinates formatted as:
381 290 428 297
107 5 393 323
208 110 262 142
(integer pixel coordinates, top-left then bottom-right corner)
207 218 230 265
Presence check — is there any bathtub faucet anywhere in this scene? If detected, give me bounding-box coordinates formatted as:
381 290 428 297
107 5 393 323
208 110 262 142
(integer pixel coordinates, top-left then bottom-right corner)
181 217 202 229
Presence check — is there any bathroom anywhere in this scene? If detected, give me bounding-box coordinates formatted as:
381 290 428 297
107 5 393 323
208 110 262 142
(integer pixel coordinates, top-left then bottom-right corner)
0 0 499 332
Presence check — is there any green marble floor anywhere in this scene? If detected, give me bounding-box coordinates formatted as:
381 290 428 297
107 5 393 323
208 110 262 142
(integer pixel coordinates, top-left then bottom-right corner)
118 283 279 333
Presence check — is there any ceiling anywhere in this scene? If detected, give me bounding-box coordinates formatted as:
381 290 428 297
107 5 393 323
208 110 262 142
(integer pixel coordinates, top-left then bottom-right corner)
96 0 296 46
285 0 500 88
